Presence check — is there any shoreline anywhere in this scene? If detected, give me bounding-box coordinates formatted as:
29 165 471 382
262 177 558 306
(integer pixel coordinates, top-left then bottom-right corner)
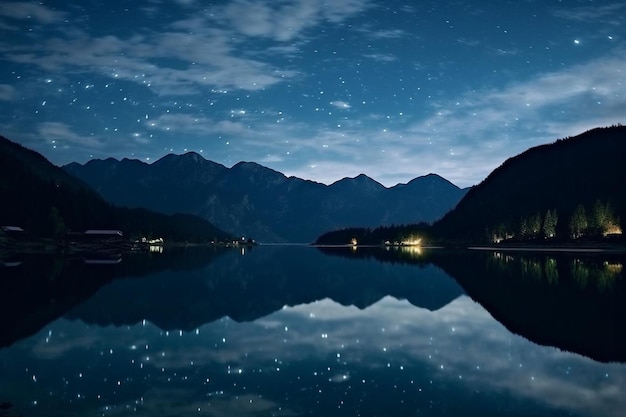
0 237 243 258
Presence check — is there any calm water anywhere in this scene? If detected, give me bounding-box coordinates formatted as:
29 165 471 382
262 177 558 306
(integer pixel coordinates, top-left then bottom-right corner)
1 245 626 416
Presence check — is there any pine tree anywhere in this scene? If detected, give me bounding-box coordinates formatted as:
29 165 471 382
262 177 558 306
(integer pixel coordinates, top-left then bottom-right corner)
542 209 558 239
569 204 587 239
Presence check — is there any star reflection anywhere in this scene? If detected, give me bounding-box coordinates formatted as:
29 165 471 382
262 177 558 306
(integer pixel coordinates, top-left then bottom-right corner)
1 248 626 416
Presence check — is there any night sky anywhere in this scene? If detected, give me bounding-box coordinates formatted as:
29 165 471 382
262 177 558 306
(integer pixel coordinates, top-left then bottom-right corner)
1 0 624 187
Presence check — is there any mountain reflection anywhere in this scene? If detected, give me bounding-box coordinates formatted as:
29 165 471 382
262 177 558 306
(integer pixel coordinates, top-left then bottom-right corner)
431 249 626 362
0 247 226 348
315 246 626 362
3 246 626 417
66 245 463 330
3 246 626 363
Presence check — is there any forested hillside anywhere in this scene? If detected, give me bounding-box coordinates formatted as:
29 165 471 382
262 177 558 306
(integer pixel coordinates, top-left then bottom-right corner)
432 126 626 243
0 135 231 242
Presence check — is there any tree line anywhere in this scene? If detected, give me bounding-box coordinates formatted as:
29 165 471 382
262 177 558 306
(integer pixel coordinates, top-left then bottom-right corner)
491 199 621 243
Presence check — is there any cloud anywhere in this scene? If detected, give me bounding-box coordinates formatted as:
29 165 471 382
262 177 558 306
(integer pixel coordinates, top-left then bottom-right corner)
394 54 626 186
221 0 314 41
552 3 626 24
0 84 15 101
366 28 407 39
330 100 351 109
31 122 157 164
216 0 372 41
257 53 626 188
0 2 67 24
1 2 349 96
2 26 299 94
146 113 252 136
363 53 397 62
323 0 372 22
456 38 481 47
2 0 624 190
38 122 105 149
132 52 626 188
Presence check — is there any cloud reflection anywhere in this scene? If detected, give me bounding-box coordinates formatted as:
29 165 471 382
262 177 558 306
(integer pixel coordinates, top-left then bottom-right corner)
2 247 626 417
2 293 623 416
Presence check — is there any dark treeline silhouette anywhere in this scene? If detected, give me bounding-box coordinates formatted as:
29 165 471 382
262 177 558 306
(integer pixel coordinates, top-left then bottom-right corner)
315 223 432 245
316 126 626 245
0 135 231 243
432 125 626 243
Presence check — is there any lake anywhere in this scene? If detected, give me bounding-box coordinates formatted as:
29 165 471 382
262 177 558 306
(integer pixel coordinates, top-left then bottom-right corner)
1 245 625 416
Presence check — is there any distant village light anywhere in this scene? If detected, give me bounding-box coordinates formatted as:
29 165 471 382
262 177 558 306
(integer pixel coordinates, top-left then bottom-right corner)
401 236 421 246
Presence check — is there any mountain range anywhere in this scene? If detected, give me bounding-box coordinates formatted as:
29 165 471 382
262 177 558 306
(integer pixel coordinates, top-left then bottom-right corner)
0 135 231 243
64 154 468 242
317 125 626 245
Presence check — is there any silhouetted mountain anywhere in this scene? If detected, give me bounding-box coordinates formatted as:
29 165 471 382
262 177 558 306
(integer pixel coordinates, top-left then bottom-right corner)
0 135 231 242
433 126 626 243
64 154 467 242
329 173 385 195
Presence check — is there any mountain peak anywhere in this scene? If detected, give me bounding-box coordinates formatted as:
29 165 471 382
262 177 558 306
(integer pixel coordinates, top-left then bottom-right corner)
232 161 263 170
180 151 205 162
408 173 457 187
355 173 376 181
229 161 288 189
152 152 225 171
388 173 462 192
331 173 385 188
231 161 288 178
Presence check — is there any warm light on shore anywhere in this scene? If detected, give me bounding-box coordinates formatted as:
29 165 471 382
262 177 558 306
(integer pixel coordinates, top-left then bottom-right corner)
401 237 422 246
384 236 422 247
604 225 622 236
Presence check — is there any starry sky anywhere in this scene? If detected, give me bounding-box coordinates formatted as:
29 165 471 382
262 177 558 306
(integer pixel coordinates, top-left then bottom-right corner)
0 0 624 187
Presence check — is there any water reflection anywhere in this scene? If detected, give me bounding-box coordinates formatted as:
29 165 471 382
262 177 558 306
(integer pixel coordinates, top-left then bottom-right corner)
320 246 626 362
0 247 226 348
485 251 624 291
0 246 625 417
67 245 462 330
429 249 626 363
